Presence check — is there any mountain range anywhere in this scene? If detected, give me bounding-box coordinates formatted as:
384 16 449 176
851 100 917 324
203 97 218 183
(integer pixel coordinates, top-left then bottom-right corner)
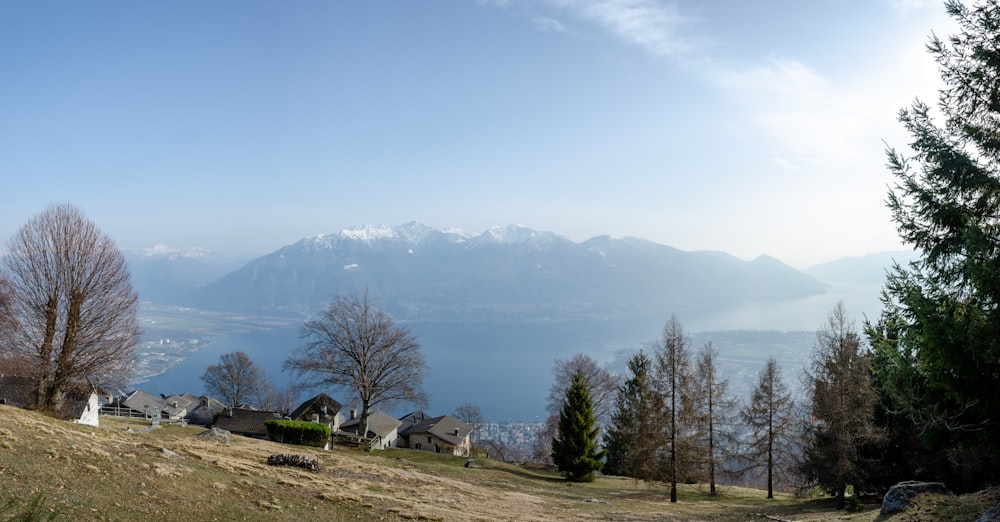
128 222 834 322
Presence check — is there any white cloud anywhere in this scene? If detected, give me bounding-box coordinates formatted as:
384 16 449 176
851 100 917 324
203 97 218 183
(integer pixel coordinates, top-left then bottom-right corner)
544 0 692 58
533 16 566 33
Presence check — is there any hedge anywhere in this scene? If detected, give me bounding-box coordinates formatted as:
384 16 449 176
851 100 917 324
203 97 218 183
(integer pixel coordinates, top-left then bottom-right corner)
264 420 331 448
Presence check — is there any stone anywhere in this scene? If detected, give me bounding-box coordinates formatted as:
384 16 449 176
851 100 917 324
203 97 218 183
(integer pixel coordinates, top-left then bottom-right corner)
978 503 1000 522
197 426 231 445
880 481 953 516
159 447 182 459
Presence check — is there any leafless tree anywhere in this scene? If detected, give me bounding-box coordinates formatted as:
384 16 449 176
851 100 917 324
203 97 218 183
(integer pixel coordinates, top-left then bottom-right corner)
692 342 737 495
653 315 696 502
532 412 559 466
256 374 298 416
201 351 265 408
1 203 140 414
739 357 798 499
454 401 485 443
546 353 618 428
284 290 427 438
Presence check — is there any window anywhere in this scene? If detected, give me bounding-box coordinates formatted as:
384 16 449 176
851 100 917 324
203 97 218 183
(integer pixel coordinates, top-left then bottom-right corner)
428 436 432 444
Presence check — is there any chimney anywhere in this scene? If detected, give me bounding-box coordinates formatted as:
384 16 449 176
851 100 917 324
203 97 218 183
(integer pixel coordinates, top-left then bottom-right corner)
454 428 460 436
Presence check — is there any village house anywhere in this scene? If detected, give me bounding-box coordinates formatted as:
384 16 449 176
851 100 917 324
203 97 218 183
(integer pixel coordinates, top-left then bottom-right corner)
289 393 343 431
102 390 226 426
337 410 401 450
212 407 282 439
398 412 472 457
103 389 170 419
0 374 101 426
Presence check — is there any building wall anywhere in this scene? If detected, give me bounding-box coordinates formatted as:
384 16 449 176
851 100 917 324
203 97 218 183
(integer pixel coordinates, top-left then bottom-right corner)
75 394 100 427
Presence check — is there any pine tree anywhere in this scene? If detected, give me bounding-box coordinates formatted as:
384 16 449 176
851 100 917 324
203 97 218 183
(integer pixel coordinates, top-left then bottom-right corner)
802 303 879 510
603 351 664 480
551 371 606 482
877 0 1000 487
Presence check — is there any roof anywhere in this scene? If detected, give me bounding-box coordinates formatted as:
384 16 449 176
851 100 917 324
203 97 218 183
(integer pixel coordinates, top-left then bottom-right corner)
290 393 342 422
163 393 200 411
405 415 472 446
185 396 226 426
340 411 402 439
397 410 431 437
0 375 37 408
121 389 167 414
213 408 281 437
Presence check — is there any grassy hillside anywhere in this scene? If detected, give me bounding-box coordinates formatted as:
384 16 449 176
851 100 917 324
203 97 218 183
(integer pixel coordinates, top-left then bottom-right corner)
0 405 991 521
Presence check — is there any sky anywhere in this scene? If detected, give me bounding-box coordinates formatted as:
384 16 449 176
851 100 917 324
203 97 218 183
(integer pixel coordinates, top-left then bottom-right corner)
0 1 957 268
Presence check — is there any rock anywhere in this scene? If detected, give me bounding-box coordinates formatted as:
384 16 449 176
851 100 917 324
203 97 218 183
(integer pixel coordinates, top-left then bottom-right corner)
159 447 182 459
880 481 953 515
464 459 476 468
197 426 231 445
978 503 1000 522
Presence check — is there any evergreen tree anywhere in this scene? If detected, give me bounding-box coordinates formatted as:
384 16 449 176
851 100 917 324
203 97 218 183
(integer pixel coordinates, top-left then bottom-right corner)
551 371 606 482
740 358 797 499
603 351 665 480
878 0 1000 488
802 303 879 510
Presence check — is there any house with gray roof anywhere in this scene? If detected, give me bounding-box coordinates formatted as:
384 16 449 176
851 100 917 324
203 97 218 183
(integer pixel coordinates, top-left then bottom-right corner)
104 389 169 419
338 410 401 450
0 375 101 426
290 393 343 431
213 407 281 439
398 414 472 456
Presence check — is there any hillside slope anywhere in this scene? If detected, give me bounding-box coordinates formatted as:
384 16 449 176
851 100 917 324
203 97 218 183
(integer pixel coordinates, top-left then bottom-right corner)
9 406 994 521
0 406 873 522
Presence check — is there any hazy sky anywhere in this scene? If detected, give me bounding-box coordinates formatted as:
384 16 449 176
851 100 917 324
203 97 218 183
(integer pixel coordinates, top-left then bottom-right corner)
1 1 955 267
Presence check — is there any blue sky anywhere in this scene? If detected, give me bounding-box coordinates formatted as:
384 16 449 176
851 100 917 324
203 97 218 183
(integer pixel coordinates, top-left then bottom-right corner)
1 1 954 267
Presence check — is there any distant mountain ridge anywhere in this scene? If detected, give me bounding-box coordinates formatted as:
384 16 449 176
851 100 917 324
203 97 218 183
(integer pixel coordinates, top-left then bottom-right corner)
182 222 827 322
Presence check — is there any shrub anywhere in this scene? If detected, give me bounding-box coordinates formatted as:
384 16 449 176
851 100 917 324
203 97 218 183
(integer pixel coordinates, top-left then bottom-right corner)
264 420 331 448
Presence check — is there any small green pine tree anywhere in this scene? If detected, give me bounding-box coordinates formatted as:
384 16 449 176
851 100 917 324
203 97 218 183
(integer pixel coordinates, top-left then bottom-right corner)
551 371 606 482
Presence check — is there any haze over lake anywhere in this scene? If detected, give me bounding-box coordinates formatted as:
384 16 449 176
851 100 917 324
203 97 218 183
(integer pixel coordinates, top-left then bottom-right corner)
139 277 881 421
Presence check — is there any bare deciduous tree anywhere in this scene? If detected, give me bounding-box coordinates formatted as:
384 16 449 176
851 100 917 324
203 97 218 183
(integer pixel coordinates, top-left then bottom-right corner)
654 315 694 503
284 290 427 438
740 357 797 499
256 374 298 416
692 342 737 496
546 353 618 428
201 351 264 409
1 203 140 414
454 401 484 443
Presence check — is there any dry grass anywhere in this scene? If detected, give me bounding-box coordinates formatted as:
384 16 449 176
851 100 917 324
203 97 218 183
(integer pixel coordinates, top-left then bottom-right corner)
0 405 988 521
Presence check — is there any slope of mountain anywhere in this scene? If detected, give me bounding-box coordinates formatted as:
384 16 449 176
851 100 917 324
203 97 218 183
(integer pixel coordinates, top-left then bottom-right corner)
193 222 827 321
125 245 247 304
805 250 918 285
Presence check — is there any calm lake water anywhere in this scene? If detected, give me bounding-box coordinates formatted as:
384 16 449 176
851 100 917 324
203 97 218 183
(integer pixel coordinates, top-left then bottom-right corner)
140 280 884 421
141 316 660 422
